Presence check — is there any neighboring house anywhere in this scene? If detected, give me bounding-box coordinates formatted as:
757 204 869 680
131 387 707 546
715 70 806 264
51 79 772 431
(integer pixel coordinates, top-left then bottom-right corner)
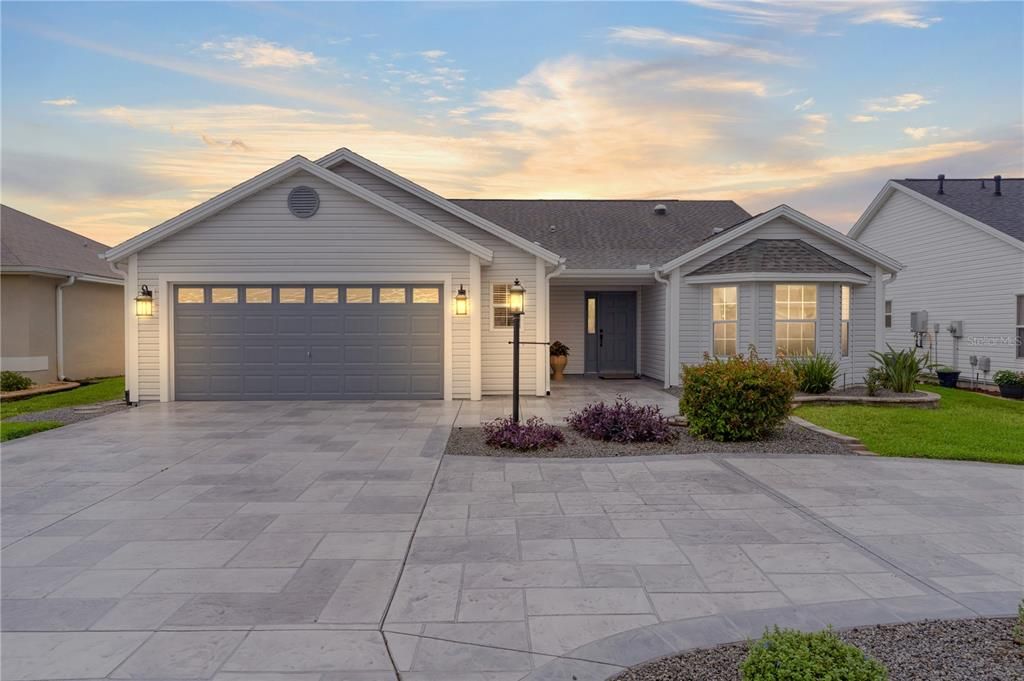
1 205 125 383
103 149 900 403
850 176 1024 381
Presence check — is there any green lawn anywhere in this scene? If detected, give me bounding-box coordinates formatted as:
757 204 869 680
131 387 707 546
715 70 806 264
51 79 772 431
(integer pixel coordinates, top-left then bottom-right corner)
0 376 124 442
794 385 1024 465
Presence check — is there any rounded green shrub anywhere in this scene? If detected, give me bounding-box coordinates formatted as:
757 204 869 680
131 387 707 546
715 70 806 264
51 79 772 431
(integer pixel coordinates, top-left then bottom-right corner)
681 348 796 442
1 370 34 392
741 627 888 681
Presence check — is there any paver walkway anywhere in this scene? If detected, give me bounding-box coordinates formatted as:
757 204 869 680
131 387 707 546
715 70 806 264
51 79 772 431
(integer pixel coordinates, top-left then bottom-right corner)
2 391 1021 680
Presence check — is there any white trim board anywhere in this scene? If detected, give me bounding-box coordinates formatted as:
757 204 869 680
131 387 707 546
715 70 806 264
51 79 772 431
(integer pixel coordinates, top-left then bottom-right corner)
848 180 1024 251
316 147 564 265
659 205 903 274
154 272 456 403
685 272 871 285
104 156 494 264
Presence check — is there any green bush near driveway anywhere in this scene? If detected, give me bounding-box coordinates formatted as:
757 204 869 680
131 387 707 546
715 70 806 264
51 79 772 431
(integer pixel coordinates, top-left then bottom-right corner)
795 385 1024 465
741 626 888 681
1 420 62 442
0 370 34 392
681 349 796 442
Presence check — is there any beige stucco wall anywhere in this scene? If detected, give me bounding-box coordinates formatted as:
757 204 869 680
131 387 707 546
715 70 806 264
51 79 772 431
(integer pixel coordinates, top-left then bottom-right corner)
1 274 58 383
1 274 124 384
62 281 124 379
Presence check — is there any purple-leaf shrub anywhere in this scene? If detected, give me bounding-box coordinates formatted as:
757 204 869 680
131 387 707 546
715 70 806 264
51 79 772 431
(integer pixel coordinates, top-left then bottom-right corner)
482 416 565 451
566 396 678 443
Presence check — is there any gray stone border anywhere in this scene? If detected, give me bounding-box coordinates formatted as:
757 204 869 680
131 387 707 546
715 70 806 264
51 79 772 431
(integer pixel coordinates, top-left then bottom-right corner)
788 415 877 455
793 390 940 408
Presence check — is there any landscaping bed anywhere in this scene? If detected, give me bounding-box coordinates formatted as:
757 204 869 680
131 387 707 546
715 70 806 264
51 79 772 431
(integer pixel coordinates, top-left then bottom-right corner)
445 421 852 458
793 387 939 408
612 617 1022 681
1 376 126 442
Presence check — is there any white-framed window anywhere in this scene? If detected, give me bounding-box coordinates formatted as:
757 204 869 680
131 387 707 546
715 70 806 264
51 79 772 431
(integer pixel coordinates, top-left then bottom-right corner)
840 285 851 357
885 300 892 329
775 284 817 357
712 286 738 356
586 297 597 335
492 283 514 329
1017 295 1024 359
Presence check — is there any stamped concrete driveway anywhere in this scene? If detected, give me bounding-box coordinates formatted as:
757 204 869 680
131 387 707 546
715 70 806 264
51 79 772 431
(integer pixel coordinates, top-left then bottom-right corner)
2 396 1022 681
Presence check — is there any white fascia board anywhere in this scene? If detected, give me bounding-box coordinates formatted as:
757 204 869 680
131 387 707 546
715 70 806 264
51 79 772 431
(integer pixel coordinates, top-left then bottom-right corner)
1 266 123 285
659 205 904 275
103 156 494 264
559 269 659 280
849 181 1024 251
316 148 564 265
684 272 871 285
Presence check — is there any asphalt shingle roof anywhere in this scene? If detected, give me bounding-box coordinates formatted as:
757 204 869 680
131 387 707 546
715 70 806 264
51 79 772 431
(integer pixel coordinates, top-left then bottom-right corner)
895 178 1023 242
1 205 118 280
450 199 752 269
690 239 867 277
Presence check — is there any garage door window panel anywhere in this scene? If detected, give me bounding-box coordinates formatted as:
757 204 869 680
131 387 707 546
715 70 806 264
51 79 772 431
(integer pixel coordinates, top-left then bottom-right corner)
279 288 307 304
380 287 407 304
346 288 373 304
413 288 440 304
178 288 205 304
313 288 339 304
212 288 239 304
245 288 272 304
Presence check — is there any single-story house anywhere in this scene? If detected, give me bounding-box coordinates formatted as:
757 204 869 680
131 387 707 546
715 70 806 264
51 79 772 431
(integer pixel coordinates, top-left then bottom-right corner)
850 175 1023 381
1 205 125 384
103 149 901 402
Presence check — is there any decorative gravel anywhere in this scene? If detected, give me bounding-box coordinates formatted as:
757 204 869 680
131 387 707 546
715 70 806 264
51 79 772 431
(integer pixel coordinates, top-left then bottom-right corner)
5 400 127 426
611 618 1023 681
445 421 852 458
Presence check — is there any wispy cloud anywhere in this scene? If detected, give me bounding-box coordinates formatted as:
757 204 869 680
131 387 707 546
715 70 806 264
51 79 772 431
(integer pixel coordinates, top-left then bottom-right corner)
903 126 951 140
200 37 321 69
865 92 932 112
689 1 943 33
793 97 815 111
41 97 77 107
802 113 829 135
419 49 446 61
848 114 878 123
672 75 767 97
608 26 799 65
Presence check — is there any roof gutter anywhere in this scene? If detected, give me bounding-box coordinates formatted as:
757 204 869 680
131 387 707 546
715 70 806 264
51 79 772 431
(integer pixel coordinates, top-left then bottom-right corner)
56 275 76 380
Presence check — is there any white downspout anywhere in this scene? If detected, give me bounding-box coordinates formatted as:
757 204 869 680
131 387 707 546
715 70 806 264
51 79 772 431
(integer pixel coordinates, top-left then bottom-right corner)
654 270 671 389
56 275 77 380
544 262 566 394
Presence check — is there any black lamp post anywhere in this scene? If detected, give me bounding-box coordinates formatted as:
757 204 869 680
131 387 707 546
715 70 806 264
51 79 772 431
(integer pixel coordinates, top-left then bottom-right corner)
509 278 526 422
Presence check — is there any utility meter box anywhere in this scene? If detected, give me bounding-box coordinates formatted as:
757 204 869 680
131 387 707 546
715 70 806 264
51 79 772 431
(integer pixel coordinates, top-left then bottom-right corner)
979 356 991 372
948 320 964 338
910 311 929 333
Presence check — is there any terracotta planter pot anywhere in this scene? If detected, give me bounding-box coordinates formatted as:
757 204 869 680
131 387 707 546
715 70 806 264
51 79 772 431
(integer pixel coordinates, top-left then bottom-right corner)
550 355 568 381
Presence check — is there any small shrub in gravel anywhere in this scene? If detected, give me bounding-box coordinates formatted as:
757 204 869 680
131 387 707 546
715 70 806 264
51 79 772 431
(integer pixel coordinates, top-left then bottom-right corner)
482 416 565 451
741 627 887 681
788 354 839 394
681 349 796 442
1 370 34 392
566 396 677 443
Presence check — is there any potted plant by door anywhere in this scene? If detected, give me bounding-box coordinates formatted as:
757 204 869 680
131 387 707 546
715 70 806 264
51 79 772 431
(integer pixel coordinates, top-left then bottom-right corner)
549 341 570 381
935 365 961 388
993 370 1024 399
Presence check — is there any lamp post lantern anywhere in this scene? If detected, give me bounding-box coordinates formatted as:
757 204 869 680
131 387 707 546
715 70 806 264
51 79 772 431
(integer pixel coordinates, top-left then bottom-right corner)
135 285 154 318
509 278 525 423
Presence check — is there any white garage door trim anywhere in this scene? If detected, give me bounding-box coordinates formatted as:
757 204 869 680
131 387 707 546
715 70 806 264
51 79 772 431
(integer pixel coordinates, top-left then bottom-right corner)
156 272 454 402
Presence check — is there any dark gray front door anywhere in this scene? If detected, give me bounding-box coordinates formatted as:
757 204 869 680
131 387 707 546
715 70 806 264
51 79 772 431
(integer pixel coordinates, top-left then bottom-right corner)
596 292 637 376
173 284 443 400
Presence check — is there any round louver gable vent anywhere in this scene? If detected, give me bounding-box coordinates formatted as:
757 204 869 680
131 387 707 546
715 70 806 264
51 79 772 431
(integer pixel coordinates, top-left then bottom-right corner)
287 186 320 218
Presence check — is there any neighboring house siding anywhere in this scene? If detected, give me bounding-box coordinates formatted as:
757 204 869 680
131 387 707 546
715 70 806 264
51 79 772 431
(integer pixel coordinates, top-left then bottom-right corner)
62 281 124 380
856 190 1024 376
1 274 57 382
134 172 473 400
549 283 644 377
331 161 539 395
674 216 879 385
640 282 665 381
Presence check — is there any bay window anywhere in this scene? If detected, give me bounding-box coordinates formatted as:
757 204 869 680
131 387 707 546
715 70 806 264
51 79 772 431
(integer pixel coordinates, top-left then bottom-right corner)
775 284 817 357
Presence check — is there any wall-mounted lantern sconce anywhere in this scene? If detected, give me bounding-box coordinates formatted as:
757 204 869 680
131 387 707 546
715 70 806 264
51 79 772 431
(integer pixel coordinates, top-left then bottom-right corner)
135 285 154 318
454 284 468 316
509 278 525 316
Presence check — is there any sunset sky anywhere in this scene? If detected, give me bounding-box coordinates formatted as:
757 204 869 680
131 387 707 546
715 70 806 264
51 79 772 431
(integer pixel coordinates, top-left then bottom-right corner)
2 1 1021 246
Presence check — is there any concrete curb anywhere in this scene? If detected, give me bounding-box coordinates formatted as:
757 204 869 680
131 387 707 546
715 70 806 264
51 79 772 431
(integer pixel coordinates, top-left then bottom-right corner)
0 381 80 401
793 390 940 409
788 415 878 456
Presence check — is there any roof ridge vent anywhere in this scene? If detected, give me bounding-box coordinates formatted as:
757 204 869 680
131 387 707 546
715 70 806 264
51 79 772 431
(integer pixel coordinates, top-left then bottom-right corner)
653 204 667 215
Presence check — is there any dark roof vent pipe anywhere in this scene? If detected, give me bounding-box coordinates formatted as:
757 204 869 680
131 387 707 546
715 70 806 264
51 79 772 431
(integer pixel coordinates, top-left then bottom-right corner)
654 204 668 215
994 175 1002 196
937 174 945 195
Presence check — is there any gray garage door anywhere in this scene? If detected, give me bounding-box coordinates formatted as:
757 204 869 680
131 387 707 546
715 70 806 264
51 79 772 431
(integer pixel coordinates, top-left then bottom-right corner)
174 284 443 400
